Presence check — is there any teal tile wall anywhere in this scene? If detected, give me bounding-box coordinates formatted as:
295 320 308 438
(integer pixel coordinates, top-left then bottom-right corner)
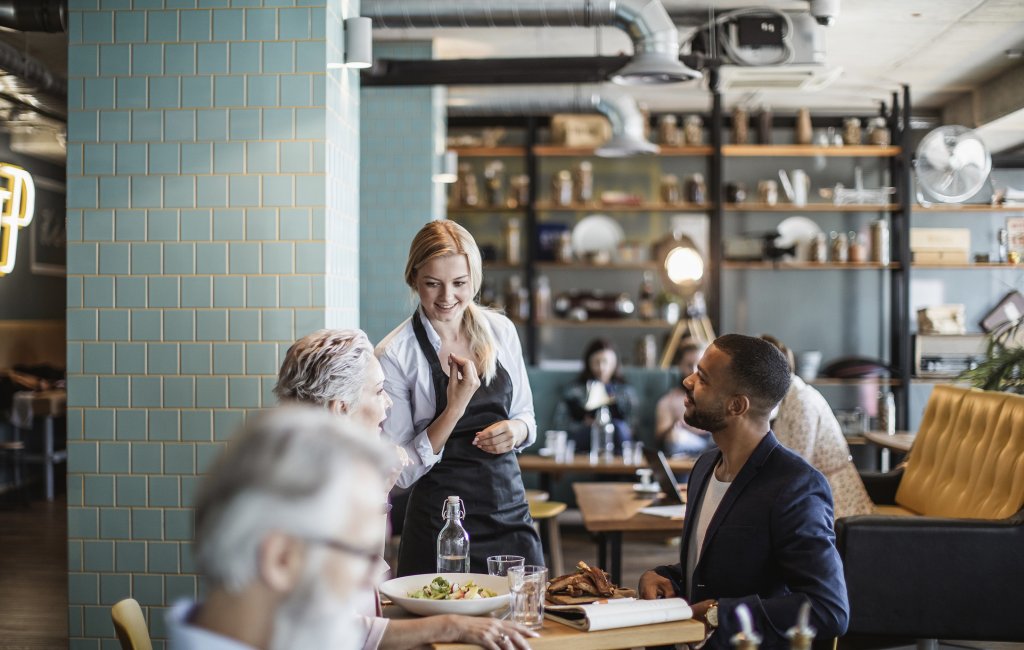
359 41 444 342
66 1 360 646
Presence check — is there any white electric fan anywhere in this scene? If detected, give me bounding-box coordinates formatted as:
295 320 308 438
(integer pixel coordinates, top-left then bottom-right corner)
915 125 991 204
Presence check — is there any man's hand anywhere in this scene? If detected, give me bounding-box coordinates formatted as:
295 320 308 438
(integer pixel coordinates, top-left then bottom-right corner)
689 599 715 623
638 570 678 600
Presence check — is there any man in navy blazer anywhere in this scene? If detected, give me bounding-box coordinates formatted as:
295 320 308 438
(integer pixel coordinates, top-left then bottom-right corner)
639 334 849 648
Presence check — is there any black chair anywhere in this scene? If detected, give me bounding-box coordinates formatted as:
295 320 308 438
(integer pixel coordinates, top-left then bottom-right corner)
0 439 30 507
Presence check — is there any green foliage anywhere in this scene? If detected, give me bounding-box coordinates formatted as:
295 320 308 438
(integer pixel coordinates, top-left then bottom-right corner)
958 317 1024 393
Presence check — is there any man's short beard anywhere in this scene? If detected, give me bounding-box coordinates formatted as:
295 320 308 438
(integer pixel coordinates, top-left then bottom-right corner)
683 393 727 433
270 552 357 650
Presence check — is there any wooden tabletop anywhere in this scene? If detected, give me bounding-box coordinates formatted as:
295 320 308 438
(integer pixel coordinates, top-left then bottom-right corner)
519 454 697 475
862 431 916 453
573 483 686 533
432 616 704 649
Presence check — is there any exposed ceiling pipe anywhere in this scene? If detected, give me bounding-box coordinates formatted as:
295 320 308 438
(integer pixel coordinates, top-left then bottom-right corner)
0 0 67 33
448 85 658 156
365 0 701 84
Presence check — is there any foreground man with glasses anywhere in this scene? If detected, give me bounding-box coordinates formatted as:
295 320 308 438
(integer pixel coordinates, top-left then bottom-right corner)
166 407 389 650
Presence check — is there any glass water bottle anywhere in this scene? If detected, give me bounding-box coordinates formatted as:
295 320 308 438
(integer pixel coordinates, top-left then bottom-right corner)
437 496 470 573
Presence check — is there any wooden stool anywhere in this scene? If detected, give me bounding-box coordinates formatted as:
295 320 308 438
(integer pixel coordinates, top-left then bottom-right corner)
0 440 28 507
529 500 566 576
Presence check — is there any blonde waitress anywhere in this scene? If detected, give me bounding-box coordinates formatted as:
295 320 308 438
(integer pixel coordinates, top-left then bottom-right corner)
377 220 543 576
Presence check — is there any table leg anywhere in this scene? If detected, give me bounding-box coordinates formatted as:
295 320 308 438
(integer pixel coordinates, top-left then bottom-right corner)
44 417 54 501
609 532 622 587
597 533 607 570
880 448 891 473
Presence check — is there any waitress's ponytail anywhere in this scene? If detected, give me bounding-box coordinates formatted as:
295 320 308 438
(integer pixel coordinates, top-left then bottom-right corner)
405 220 499 385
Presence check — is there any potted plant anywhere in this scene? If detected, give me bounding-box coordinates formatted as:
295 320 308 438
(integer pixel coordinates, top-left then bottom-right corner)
958 316 1024 393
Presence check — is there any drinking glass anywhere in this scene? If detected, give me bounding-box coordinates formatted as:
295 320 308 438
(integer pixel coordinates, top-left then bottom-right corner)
487 555 525 577
560 440 576 464
621 441 634 465
507 565 548 629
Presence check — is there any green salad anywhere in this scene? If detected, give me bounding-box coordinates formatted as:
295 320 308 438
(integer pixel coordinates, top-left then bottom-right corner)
408 576 498 600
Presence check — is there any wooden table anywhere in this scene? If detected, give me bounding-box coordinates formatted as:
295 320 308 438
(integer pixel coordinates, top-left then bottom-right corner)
863 431 915 453
519 454 697 493
432 617 704 649
573 482 685 586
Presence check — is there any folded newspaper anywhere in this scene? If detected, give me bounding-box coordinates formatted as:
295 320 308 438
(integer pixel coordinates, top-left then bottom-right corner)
545 597 693 631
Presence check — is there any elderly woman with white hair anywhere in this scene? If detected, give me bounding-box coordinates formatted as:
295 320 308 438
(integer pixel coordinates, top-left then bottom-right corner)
275 329 536 650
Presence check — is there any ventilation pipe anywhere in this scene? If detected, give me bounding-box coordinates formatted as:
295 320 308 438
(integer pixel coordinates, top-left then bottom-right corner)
0 0 66 33
448 85 658 156
366 0 701 84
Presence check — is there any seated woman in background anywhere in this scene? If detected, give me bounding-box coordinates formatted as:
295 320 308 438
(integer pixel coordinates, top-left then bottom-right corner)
554 338 638 453
654 340 714 457
760 334 875 519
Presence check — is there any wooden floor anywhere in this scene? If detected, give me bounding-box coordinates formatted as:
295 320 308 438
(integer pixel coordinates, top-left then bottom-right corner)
0 495 68 650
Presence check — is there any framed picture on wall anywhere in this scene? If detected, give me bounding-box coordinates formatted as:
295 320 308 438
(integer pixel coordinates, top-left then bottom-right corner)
1006 216 1024 258
30 176 65 276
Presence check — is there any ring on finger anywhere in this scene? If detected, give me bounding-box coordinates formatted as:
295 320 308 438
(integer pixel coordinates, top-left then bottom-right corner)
499 632 509 644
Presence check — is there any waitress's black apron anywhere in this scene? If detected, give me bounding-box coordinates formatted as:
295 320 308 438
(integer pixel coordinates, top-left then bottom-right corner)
396 313 543 576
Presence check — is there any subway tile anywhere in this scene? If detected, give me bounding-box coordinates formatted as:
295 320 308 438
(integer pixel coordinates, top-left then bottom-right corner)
131 443 162 474
83 11 113 43
132 575 163 607
68 542 83 575
164 510 193 541
164 243 195 274
98 442 128 473
131 508 163 540
67 143 83 175
295 107 324 139
83 342 114 374
196 176 227 207
228 175 259 206
116 409 147 441
129 176 162 209
69 573 99 605
213 410 244 441
115 277 146 308
246 142 277 173
213 276 245 308
212 342 244 374
147 342 178 374
148 76 181 109
195 310 227 341
181 277 212 308
114 11 145 42
279 276 310 307
246 276 277 307
114 78 146 110
294 309 325 335
149 410 180 442
83 409 114 441
246 75 277 107
83 144 115 176
69 44 99 77
246 209 276 240
68 178 99 209
279 7 311 39
99 508 130 540
68 506 99 539
229 42 260 74
99 111 129 142
195 377 227 408
213 9 244 40
295 41 325 73
228 310 260 341
165 110 196 141
114 342 145 375
148 541 180 572
181 76 213 108
130 310 162 342
196 42 227 74
165 44 196 75
260 243 292 274
278 75 309 105
99 574 129 607
294 175 324 205
213 142 244 173
194 242 226 274
68 309 98 342
131 111 163 142
261 107 293 139
165 176 196 208
165 575 197 603
212 208 243 239
115 143 146 175
164 378 196 408
228 377 260 408
181 410 213 442
295 242 324 273
82 209 114 242
308 207 324 238
130 243 162 274
245 8 276 40
180 10 212 41
98 310 129 341
115 540 146 572
280 141 310 172
116 476 147 508
147 10 180 42
164 310 196 342
195 108 228 141
262 42 296 75
164 443 195 474
83 541 113 572
68 280 84 312
229 108 260 140
228 242 259 274
84 476 115 507
245 343 277 374
182 144 213 174
99 44 130 76
148 143 180 175
98 242 130 274
181 209 212 240
181 343 212 374
261 309 293 341
261 175 293 207
98 377 130 408
131 43 164 76
84 78 115 110
146 209 179 240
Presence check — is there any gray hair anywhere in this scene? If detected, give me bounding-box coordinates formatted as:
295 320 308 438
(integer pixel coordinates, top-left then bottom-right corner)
192 406 389 591
274 329 374 409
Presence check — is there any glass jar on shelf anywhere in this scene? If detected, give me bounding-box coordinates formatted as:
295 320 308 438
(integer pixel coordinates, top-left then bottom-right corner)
503 217 522 265
867 117 891 146
552 170 573 206
683 115 704 146
573 161 594 205
484 160 505 207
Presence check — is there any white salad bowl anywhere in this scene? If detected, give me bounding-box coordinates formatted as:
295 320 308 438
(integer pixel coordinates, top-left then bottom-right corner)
379 573 511 617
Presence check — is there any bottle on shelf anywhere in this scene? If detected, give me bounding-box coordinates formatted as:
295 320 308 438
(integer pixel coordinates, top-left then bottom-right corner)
870 220 890 265
533 276 552 323
732 106 749 144
638 271 657 320
757 105 773 144
552 170 573 206
437 495 470 573
795 108 813 145
504 217 522 265
505 275 529 323
484 160 506 208
998 228 1009 263
878 390 896 435
456 163 479 207
573 161 594 205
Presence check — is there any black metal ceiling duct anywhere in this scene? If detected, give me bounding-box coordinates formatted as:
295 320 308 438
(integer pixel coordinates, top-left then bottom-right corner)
0 0 67 33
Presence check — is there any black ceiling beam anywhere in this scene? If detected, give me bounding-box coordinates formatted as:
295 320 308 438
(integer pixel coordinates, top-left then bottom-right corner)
361 55 632 87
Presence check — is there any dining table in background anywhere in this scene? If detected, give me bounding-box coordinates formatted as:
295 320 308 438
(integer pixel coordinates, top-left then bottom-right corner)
518 453 697 494
863 430 915 471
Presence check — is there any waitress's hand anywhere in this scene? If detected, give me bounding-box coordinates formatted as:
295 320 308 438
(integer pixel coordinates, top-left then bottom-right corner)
473 419 527 454
446 353 481 417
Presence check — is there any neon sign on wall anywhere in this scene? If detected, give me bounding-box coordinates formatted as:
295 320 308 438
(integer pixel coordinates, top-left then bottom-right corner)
0 164 35 276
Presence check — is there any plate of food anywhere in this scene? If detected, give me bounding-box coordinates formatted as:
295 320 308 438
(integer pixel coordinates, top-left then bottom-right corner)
379 573 510 617
546 561 637 605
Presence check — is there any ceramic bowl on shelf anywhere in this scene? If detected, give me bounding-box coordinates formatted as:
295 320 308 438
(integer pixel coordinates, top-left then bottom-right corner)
571 214 624 260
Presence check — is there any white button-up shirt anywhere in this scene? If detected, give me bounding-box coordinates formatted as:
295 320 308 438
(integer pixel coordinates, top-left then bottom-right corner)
376 307 536 489
166 600 256 650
